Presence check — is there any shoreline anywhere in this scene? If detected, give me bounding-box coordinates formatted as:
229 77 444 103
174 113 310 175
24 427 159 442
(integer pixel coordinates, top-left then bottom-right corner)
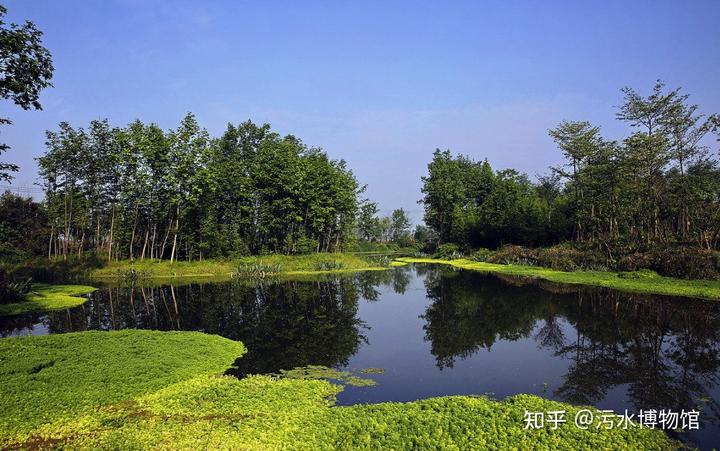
396 257 720 300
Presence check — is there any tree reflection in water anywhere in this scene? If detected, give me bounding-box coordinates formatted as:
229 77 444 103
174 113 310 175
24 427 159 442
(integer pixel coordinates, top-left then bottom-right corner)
0 269 413 375
3 264 720 429
422 268 720 425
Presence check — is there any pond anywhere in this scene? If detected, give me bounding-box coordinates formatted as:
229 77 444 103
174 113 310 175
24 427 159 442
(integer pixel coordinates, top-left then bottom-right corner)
2 264 720 449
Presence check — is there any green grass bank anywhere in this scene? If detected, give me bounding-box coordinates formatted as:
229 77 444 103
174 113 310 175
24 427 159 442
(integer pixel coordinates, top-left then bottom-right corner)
397 257 720 300
91 253 390 280
0 330 675 449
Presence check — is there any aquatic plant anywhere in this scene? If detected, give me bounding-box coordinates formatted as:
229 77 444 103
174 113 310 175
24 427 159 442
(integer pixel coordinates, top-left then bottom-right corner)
397 257 720 300
274 365 375 387
470 248 494 262
0 330 246 440
0 331 675 449
313 260 345 271
113 268 151 285
232 262 283 278
0 283 97 315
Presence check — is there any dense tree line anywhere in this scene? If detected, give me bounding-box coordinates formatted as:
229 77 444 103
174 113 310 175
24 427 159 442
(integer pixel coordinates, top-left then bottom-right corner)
36 115 363 261
420 82 720 254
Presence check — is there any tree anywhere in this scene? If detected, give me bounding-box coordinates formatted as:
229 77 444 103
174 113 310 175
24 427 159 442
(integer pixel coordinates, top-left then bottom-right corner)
357 200 381 242
37 116 363 260
548 120 604 241
0 191 48 261
390 208 412 244
0 4 53 181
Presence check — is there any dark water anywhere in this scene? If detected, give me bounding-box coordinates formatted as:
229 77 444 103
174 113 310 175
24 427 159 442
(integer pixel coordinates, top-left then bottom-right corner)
2 264 720 449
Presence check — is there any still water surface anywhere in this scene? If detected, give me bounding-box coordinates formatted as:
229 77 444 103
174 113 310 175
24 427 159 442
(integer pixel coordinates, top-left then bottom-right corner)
2 264 720 448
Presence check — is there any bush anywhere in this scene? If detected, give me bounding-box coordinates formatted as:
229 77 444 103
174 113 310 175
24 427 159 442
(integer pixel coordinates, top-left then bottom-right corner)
8 254 105 283
0 268 33 304
363 255 392 267
112 268 151 286
618 269 661 279
231 263 282 278
618 247 720 280
488 245 538 266
313 261 345 271
469 248 494 262
435 243 462 260
536 245 608 271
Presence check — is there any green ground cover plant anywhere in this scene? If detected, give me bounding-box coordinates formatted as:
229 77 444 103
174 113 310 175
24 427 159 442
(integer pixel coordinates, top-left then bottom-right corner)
0 330 246 442
0 283 97 315
0 330 675 450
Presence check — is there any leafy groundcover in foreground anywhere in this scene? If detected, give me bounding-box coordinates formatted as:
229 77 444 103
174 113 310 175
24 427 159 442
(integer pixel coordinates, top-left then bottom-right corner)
0 330 675 450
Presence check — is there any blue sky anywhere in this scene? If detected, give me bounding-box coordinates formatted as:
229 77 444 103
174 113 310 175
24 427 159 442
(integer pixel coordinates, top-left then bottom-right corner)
1 0 719 223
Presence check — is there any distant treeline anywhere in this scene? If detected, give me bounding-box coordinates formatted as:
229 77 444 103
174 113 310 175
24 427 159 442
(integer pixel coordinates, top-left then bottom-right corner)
420 82 720 255
35 115 363 261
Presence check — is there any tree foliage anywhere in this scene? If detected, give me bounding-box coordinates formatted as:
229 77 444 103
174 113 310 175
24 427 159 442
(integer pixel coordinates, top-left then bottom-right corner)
0 4 53 181
420 82 720 254
37 116 362 261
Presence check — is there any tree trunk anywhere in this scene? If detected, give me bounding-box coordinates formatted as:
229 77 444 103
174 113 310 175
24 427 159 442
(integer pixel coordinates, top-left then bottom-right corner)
160 217 173 261
140 228 149 261
170 204 180 263
48 226 54 259
129 204 139 260
107 204 115 261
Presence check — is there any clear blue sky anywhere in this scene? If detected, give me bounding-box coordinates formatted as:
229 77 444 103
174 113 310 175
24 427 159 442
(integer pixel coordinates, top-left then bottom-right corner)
1 0 719 223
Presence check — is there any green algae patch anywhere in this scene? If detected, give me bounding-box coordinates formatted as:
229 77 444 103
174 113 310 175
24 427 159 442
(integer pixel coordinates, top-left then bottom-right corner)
0 330 245 444
396 257 720 300
13 374 674 450
0 284 97 316
1 331 674 450
275 365 376 387
358 367 385 374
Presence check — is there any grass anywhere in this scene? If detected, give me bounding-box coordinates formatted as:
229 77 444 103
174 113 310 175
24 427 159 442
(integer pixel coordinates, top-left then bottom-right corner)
91 253 390 281
0 330 675 449
396 257 720 300
0 283 97 316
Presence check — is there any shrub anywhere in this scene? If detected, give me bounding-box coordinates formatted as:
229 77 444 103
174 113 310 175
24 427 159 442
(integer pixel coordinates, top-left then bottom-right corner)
364 255 391 267
618 269 661 279
536 245 608 271
231 263 282 278
469 248 493 262
617 247 720 280
313 261 345 271
488 245 538 266
0 268 33 304
113 268 151 285
435 243 462 260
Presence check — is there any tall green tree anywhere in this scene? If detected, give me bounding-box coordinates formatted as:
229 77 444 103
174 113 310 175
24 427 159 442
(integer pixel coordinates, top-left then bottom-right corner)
0 4 53 181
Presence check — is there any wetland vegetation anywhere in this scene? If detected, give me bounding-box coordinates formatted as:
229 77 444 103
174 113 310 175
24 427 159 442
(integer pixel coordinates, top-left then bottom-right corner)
0 3 718 446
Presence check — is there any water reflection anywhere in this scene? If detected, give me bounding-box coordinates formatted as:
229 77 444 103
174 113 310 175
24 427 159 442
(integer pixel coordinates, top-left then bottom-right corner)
2 265 720 447
422 268 720 432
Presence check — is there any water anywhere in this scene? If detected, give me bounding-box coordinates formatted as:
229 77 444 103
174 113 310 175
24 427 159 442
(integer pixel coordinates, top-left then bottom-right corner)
2 264 720 448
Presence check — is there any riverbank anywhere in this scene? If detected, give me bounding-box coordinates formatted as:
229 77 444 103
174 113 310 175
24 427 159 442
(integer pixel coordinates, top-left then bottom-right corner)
91 253 390 280
0 330 674 449
397 257 720 300
0 284 97 316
